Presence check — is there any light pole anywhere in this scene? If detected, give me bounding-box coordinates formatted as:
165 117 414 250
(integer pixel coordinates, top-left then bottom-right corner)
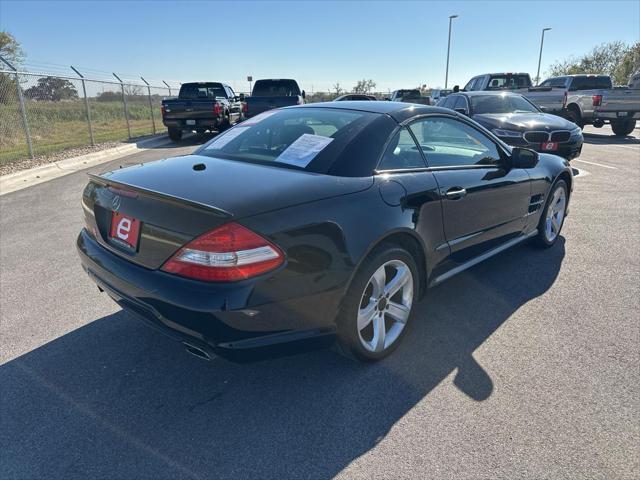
445 14 458 89
535 27 552 85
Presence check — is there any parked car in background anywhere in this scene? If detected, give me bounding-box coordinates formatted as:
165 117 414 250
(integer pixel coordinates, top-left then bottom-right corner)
438 91 582 160
388 89 431 105
430 89 453 103
77 101 572 363
243 79 305 119
161 82 244 142
333 93 376 101
629 70 640 89
460 73 639 136
533 75 639 135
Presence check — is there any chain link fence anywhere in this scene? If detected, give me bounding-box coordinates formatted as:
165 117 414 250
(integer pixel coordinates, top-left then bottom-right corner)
0 68 178 166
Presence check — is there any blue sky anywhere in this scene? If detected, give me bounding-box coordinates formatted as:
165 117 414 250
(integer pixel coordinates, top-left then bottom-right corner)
1 0 639 92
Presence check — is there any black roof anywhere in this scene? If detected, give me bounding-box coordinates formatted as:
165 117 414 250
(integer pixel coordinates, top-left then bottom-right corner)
456 90 525 97
295 101 453 123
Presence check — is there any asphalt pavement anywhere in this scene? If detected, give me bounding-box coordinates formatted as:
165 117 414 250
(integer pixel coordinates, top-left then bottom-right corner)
1 127 638 479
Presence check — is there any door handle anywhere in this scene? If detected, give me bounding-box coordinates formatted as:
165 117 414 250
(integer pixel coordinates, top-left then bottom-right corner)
445 187 467 199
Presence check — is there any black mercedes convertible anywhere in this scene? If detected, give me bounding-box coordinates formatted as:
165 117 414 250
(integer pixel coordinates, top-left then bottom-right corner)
77 102 573 362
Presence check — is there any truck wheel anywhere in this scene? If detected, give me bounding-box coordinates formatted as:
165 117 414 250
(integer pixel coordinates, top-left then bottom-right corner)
168 127 182 142
611 119 636 137
218 114 231 132
566 106 584 129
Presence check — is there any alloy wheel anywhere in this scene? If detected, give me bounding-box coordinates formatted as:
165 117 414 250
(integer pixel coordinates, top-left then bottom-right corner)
545 187 566 242
357 260 414 353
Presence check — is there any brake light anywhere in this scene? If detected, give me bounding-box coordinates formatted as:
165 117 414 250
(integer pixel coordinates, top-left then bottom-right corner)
213 103 222 116
161 105 166 117
161 222 284 282
592 94 602 106
242 102 248 113
563 91 568 108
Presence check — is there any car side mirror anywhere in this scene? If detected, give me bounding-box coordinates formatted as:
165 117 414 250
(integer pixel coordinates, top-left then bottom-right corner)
539 105 548 112
511 147 539 169
239 93 245 101
384 97 390 101
301 90 306 99
453 85 460 93
454 107 469 116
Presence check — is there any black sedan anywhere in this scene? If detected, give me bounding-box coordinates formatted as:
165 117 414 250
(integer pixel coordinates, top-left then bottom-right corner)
438 91 583 160
77 102 573 362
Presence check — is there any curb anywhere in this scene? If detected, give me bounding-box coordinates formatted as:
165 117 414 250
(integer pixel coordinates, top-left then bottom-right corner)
0 135 170 196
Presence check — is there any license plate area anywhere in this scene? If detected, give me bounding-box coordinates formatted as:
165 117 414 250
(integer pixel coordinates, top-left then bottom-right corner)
186 119 196 126
541 141 558 151
109 211 141 250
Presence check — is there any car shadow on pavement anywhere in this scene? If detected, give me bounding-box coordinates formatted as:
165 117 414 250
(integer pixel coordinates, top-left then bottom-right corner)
0 239 565 480
582 131 639 145
139 131 218 149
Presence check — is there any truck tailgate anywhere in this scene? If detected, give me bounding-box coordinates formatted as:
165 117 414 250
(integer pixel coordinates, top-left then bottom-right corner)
163 100 215 119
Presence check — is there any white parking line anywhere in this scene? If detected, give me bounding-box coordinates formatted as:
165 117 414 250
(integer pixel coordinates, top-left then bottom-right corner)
572 159 618 170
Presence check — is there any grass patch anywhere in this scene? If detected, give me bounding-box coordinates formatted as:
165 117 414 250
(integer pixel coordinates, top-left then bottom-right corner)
0 98 163 166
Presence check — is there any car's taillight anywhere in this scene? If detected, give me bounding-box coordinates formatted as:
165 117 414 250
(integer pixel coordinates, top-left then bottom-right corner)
563 91 568 108
213 103 222 116
592 94 602 106
161 222 284 282
242 102 248 113
160 105 166 117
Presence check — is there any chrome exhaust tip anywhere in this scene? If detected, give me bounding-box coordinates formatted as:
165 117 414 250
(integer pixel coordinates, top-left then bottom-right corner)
182 342 212 361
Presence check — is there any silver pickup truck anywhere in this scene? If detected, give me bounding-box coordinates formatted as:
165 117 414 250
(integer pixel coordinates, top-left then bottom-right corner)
460 73 640 137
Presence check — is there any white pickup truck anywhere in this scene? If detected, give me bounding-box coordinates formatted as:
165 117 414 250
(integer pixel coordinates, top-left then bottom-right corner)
459 72 640 137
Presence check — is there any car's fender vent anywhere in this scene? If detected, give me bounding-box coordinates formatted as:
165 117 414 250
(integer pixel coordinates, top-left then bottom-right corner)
528 194 545 214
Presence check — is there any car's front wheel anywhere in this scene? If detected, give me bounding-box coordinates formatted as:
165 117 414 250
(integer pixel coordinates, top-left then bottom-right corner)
534 180 568 248
336 245 418 362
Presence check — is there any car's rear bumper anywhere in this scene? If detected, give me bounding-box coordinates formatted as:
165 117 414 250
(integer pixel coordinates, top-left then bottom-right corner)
162 118 222 130
593 111 640 121
77 230 337 361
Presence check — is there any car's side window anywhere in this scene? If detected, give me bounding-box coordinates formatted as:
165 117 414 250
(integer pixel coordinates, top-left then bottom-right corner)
408 117 502 168
378 127 426 171
464 77 477 91
441 95 457 109
452 96 468 113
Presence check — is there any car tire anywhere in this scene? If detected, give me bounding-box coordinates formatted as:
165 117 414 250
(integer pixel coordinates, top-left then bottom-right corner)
534 179 568 248
335 244 419 362
168 127 182 142
218 113 231 132
566 106 584 129
611 119 636 137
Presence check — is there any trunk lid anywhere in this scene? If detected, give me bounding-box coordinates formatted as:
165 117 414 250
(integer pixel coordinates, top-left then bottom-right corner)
84 154 373 269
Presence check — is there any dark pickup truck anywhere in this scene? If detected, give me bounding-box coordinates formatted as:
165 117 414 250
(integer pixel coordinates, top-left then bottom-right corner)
244 79 305 119
161 82 244 141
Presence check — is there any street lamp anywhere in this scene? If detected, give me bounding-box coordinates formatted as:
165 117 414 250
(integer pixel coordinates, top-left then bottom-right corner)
535 27 552 85
445 14 458 89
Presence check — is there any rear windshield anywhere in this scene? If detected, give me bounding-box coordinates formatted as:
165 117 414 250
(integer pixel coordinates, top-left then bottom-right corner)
179 83 226 99
198 107 383 175
471 94 539 114
487 74 531 89
252 80 301 97
570 76 612 90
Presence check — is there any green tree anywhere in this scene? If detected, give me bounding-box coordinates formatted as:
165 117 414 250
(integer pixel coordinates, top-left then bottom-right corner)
546 41 633 84
0 31 24 104
613 42 640 85
24 77 78 101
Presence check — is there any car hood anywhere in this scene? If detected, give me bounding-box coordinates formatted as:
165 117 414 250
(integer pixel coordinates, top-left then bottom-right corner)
97 154 374 219
472 112 578 131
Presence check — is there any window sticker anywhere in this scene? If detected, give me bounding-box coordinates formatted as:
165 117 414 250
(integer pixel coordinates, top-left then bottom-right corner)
276 134 334 168
205 126 250 150
242 110 279 125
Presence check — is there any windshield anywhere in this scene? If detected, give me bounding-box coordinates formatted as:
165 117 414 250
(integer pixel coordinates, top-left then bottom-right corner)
198 107 377 173
179 83 226 99
252 80 301 97
471 94 539 114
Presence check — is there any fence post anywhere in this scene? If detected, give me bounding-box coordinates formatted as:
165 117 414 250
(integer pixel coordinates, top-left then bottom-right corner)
113 73 131 139
71 66 95 146
162 80 172 97
0 55 34 159
140 77 156 135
